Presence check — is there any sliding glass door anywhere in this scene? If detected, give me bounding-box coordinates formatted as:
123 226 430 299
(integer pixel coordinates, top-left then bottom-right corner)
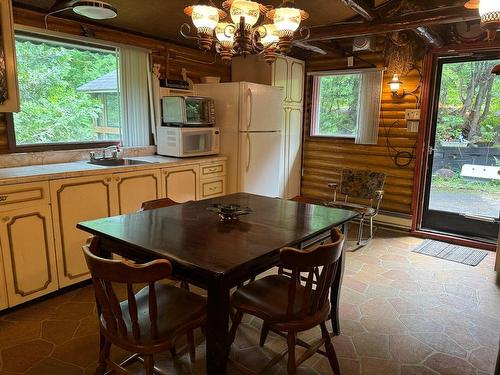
422 56 500 243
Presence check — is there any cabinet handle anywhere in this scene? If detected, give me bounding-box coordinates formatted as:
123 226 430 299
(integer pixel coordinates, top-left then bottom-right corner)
0 195 8 202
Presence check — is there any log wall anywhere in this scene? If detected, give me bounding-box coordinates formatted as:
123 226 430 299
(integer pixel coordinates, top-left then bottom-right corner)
302 40 422 215
0 7 230 153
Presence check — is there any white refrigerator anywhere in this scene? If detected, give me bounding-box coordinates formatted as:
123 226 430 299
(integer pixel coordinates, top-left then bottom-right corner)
195 82 284 197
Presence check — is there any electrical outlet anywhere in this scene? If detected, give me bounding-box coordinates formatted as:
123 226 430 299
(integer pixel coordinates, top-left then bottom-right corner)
407 120 419 133
405 109 421 120
347 56 354 67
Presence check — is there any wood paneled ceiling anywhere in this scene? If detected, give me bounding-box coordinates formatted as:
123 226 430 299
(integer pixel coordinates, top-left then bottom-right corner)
13 0 391 45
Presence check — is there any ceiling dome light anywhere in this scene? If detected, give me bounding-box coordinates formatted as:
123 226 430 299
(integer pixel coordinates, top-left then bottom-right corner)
479 0 500 40
72 1 117 20
230 0 260 28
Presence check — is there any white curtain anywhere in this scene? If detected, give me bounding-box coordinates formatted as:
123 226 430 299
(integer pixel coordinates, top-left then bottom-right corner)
119 47 151 146
149 63 161 145
355 69 384 145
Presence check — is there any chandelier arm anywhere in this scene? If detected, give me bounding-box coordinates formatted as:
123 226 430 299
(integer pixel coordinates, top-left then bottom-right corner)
180 23 200 40
294 26 311 42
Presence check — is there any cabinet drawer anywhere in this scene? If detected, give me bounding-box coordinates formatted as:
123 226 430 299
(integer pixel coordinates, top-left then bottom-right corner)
200 162 225 179
0 182 50 211
201 177 226 199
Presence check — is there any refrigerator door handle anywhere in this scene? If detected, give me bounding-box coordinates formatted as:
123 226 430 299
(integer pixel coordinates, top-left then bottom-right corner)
247 88 253 131
246 133 251 172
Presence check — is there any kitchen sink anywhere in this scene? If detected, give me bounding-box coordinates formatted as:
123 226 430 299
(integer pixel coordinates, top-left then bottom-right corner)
88 159 156 167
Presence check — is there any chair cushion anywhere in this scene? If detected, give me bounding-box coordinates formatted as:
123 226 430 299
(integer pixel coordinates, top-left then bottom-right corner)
101 283 206 344
326 201 376 216
231 275 310 323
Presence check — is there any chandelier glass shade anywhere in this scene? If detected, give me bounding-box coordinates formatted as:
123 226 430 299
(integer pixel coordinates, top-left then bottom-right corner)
181 0 309 64
479 0 500 41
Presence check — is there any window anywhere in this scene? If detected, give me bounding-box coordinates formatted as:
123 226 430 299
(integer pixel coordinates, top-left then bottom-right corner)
310 69 384 144
10 32 121 149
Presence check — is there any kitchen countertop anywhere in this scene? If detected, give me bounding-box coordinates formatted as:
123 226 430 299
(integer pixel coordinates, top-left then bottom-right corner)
0 155 227 186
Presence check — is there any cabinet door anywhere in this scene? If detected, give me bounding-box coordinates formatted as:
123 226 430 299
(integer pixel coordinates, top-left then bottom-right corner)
114 169 161 215
273 56 289 101
50 175 114 287
288 60 305 106
0 205 58 306
161 165 200 202
286 108 303 198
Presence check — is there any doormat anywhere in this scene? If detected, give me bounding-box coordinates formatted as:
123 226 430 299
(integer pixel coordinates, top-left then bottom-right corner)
412 240 488 266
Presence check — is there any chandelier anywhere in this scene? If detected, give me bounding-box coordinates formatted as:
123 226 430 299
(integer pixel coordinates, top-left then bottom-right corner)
464 0 500 41
181 0 309 64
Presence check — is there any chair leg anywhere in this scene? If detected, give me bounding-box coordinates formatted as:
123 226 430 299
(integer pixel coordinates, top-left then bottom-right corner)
144 354 154 375
187 330 196 362
357 217 365 245
369 216 374 239
228 310 243 347
169 346 176 358
95 333 111 375
287 332 297 375
320 322 340 375
180 281 190 291
259 323 270 347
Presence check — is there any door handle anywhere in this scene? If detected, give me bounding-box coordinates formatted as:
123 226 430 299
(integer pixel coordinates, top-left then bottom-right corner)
247 88 253 131
246 134 251 172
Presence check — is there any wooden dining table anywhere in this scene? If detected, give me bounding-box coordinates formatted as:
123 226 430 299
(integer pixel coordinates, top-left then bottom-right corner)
77 192 359 374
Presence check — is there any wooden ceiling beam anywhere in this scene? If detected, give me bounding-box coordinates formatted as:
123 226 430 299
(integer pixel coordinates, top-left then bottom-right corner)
308 6 479 42
414 26 445 48
341 0 378 21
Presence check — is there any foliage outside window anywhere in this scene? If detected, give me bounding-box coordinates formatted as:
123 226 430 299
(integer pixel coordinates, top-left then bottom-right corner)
436 59 500 146
310 73 361 138
12 33 121 148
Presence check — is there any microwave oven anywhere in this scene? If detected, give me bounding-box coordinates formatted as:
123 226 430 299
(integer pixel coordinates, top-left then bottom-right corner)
162 96 216 127
156 126 220 158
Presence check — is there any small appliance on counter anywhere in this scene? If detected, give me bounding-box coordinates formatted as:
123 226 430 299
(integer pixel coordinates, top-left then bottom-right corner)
156 126 220 158
162 96 215 127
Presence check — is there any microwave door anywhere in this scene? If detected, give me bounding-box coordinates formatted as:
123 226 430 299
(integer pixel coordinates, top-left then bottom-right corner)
182 130 212 155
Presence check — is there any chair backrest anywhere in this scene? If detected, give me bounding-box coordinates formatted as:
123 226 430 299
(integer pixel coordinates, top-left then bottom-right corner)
280 228 344 320
83 237 172 341
140 197 180 211
340 169 386 200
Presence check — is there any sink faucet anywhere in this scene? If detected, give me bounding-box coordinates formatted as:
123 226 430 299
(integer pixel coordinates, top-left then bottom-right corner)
90 145 120 161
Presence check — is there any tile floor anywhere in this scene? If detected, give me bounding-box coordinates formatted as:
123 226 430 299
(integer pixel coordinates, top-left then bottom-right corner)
0 229 499 375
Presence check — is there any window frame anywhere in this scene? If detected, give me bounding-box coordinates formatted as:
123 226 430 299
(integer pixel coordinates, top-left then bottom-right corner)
309 72 361 140
7 30 121 153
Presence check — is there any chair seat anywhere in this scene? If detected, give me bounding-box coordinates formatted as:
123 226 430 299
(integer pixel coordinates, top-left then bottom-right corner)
326 201 376 216
232 275 328 329
101 283 206 345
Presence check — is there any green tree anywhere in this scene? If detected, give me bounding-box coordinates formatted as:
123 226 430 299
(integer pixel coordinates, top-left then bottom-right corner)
13 39 118 145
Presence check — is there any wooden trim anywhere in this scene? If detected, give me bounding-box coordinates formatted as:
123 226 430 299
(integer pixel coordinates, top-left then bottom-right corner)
411 52 435 232
413 229 496 251
56 179 112 280
6 212 52 297
7 113 120 152
308 6 479 41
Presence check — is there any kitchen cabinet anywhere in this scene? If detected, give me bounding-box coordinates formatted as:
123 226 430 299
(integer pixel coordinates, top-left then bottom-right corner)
50 175 115 287
114 169 162 214
232 55 305 198
161 165 200 202
0 205 58 306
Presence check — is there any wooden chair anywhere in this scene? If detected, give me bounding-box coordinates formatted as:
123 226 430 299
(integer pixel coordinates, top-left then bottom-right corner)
140 197 190 291
326 168 386 245
83 237 206 375
228 228 345 375
140 197 182 211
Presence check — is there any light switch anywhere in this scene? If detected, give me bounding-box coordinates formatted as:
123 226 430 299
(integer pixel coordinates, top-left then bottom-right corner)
405 109 421 120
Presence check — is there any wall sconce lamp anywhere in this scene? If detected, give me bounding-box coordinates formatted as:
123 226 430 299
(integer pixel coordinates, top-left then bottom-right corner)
389 74 404 97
